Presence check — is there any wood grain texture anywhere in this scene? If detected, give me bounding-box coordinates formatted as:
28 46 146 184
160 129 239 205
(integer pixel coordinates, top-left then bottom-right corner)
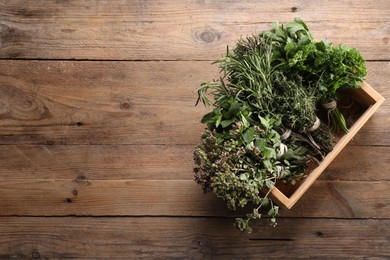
0 60 213 145
0 0 389 258
0 217 388 259
0 144 193 180
0 145 389 181
0 179 388 218
0 61 388 145
366 62 390 90
0 0 389 60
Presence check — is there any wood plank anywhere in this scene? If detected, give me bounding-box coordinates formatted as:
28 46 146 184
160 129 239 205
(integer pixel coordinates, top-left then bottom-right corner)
0 144 194 180
0 0 389 60
0 145 388 181
284 181 390 218
0 60 214 145
320 146 390 181
0 60 388 145
0 179 388 218
0 217 388 259
366 62 390 93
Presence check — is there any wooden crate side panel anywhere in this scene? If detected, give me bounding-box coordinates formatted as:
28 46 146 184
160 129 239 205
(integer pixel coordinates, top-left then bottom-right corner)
271 82 385 208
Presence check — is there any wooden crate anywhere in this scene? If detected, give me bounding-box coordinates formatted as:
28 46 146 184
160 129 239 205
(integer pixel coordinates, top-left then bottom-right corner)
270 81 385 209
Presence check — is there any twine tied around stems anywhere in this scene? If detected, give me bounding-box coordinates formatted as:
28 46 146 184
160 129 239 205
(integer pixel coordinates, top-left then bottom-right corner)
306 117 321 150
322 100 337 128
322 100 337 111
275 165 289 178
276 143 288 158
307 116 321 132
280 129 292 140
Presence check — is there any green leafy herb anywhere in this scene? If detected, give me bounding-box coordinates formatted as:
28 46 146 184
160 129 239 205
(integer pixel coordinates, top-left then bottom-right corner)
194 18 365 233
260 18 366 132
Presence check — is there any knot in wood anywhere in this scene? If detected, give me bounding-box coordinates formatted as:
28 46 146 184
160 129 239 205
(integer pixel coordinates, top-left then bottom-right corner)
194 27 221 44
31 250 40 258
200 31 215 43
120 99 132 110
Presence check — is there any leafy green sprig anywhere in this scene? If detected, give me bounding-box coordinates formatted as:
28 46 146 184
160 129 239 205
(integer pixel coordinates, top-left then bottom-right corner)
194 40 321 233
221 40 335 159
260 18 367 132
194 115 307 233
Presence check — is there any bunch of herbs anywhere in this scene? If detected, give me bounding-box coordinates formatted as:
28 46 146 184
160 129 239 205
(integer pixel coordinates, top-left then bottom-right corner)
261 18 367 132
194 18 366 233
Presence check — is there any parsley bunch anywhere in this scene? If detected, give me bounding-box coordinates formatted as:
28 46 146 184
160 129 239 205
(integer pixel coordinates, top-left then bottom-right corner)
262 18 367 132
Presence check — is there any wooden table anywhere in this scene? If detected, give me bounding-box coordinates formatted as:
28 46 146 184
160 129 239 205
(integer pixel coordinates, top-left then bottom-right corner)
0 1 389 258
